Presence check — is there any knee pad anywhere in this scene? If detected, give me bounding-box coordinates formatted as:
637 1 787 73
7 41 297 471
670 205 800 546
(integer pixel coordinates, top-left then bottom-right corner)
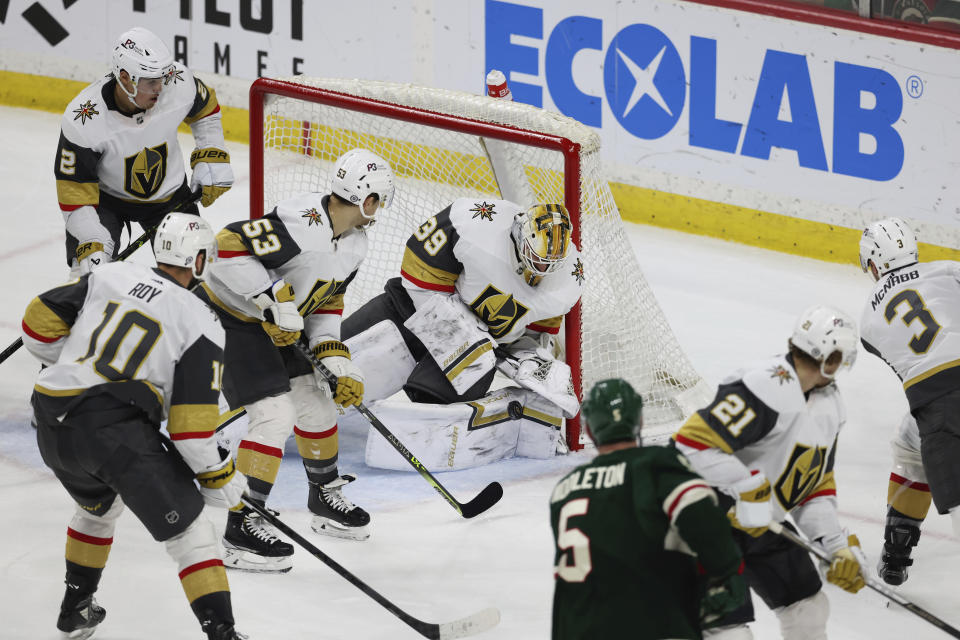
703 624 754 639
289 374 338 431
244 393 297 449
343 320 416 402
164 514 220 571
69 497 125 538
776 590 829 640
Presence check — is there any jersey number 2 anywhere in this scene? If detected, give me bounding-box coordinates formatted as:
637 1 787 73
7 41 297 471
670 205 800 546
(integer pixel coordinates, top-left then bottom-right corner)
556 498 592 582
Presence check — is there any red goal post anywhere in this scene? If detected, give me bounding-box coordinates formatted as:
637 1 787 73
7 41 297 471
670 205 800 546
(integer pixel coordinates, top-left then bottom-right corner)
248 76 710 451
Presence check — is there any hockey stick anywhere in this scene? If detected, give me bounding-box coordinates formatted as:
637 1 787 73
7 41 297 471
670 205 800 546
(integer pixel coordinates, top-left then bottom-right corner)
769 521 960 639
241 497 500 639
294 341 503 519
1 190 201 366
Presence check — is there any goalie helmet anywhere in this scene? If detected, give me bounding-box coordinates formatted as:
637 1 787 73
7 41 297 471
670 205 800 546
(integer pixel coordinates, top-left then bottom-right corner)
859 217 919 278
112 27 175 102
582 378 644 446
153 212 216 278
790 305 858 379
331 149 396 220
511 203 572 286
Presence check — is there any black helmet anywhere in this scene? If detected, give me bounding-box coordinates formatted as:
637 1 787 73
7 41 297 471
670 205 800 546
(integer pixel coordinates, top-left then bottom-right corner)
582 378 643 446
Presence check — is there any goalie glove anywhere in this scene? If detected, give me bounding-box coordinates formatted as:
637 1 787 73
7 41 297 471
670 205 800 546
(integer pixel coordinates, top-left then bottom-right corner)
496 346 579 418
824 534 867 594
76 241 108 275
314 340 364 407
730 473 772 531
196 456 247 510
189 147 234 207
252 280 303 346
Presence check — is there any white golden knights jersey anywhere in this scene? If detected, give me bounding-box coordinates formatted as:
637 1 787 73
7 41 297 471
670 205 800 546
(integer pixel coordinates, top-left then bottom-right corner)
860 261 960 410
201 193 366 344
400 198 583 344
55 66 221 217
673 354 844 523
21 262 226 461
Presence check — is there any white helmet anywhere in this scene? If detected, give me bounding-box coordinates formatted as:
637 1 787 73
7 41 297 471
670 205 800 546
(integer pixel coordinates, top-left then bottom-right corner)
331 149 396 219
859 217 918 277
112 27 175 103
790 305 858 379
511 203 573 286
154 212 216 278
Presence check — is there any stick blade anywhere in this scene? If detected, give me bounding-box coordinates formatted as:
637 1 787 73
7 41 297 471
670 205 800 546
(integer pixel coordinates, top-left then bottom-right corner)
459 482 503 519
438 607 501 639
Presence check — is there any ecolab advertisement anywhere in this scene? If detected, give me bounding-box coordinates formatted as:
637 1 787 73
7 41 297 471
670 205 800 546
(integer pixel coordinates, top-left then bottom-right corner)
2 0 958 230
476 0 959 229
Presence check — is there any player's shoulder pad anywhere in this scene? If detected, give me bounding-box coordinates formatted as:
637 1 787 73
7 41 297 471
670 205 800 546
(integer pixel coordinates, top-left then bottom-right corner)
61 76 112 143
447 198 522 236
738 354 805 414
274 192 333 250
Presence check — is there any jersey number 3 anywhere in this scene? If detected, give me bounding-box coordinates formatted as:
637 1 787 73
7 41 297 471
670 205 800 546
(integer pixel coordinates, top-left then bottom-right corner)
555 498 592 582
885 289 941 354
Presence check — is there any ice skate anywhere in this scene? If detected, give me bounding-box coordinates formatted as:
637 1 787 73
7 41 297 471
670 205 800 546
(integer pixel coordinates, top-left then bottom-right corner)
308 474 371 541
222 507 294 573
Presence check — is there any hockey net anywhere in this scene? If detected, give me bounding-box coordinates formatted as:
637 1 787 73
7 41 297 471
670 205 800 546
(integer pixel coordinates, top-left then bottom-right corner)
250 76 712 449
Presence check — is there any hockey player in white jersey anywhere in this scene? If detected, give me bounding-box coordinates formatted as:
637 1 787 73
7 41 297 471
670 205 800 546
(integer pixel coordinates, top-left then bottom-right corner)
340 199 583 471
858 217 960 584
196 149 395 569
674 305 866 639
55 27 233 275
22 213 248 640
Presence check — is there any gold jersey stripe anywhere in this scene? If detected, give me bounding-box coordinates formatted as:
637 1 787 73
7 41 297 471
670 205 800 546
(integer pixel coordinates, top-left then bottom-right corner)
23 297 71 341
56 180 99 206
315 293 345 313
400 247 458 289
168 404 219 436
295 429 339 461
674 413 734 454
888 478 932 520
216 229 248 254
183 85 221 125
904 359 960 390
531 315 563 330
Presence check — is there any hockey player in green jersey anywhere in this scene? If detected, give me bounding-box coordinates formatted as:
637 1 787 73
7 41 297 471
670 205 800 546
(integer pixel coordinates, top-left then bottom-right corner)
550 379 746 640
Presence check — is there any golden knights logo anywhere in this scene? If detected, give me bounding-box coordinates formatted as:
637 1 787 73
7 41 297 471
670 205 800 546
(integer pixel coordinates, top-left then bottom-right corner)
768 364 793 385
73 100 99 125
469 201 497 221
469 285 529 338
301 207 325 227
297 278 340 316
774 443 829 509
124 143 168 198
571 257 585 285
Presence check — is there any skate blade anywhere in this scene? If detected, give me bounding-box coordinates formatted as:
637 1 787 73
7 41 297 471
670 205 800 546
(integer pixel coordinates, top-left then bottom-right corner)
310 516 371 541
61 627 98 640
222 546 293 573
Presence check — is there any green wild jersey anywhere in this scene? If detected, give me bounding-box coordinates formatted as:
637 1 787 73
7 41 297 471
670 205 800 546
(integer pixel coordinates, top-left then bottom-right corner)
550 446 740 640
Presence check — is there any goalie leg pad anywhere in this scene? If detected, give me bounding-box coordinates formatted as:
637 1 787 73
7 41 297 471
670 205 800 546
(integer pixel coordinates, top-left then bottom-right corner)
775 591 828 640
362 393 521 471
343 319 416 403
402 295 496 396
514 388 565 459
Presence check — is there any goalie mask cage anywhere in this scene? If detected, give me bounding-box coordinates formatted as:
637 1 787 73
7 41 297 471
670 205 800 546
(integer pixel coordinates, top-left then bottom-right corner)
250 76 711 450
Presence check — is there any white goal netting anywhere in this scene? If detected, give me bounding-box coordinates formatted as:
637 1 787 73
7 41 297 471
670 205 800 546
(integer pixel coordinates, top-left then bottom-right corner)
253 76 711 446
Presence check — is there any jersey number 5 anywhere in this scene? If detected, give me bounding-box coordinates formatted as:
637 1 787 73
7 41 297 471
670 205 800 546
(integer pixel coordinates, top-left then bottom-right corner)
241 219 281 256
555 498 592 583
885 289 941 354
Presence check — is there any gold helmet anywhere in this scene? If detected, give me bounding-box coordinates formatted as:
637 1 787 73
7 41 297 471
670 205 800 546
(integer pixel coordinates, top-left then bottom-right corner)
511 203 572 286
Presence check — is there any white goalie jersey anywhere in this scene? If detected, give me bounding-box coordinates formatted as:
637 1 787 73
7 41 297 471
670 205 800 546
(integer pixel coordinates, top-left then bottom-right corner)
400 198 583 345
201 192 367 345
860 261 960 410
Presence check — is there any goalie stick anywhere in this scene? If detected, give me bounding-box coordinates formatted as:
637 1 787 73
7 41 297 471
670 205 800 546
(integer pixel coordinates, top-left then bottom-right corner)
769 521 960 639
242 498 501 639
295 341 503 519
0 190 202 366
